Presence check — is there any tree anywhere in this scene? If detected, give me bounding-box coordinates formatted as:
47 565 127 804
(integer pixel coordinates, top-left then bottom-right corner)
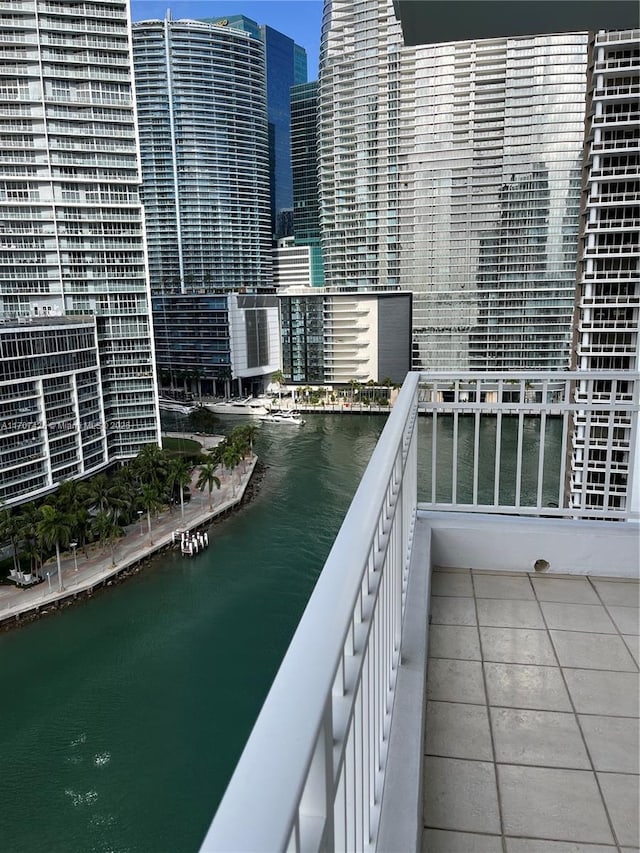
56 478 88 515
18 502 44 578
87 473 124 520
271 369 286 406
239 423 259 455
133 444 168 491
71 506 92 558
0 506 22 575
92 510 120 567
138 483 163 546
38 504 72 592
196 461 221 509
167 457 193 522
221 442 243 496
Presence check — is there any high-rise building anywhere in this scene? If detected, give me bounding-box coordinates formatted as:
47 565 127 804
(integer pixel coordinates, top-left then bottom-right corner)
203 15 308 241
571 28 640 516
0 0 160 506
318 0 413 294
318 1 591 370
291 81 324 286
412 34 588 370
132 14 272 295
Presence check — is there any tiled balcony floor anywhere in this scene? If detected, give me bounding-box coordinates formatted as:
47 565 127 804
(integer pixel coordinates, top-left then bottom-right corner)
422 568 640 853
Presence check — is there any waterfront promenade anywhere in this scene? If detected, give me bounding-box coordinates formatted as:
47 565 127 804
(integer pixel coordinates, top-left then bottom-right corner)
0 451 257 628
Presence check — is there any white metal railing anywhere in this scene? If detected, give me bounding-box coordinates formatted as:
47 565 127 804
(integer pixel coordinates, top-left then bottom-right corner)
198 370 639 853
416 371 639 521
199 373 419 852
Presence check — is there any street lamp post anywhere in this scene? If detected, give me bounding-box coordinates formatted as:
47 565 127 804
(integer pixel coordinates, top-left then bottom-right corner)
70 541 78 573
137 510 143 536
46 571 51 594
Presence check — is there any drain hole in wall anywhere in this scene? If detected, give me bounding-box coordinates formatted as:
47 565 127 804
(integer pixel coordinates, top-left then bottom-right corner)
534 559 550 572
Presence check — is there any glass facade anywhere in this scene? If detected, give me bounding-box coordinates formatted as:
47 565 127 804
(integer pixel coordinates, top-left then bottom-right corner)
132 16 272 294
291 81 325 287
200 15 308 242
280 294 325 383
0 0 160 492
412 34 589 370
152 294 231 390
318 0 411 292
318 0 591 370
263 25 308 240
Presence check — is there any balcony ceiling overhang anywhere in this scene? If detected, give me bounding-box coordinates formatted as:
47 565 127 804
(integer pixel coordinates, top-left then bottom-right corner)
393 0 639 45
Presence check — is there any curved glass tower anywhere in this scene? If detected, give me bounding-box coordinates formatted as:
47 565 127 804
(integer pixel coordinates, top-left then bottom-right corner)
132 15 272 294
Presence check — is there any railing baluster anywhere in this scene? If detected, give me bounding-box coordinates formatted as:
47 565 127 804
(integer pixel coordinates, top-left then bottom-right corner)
473 409 480 506
537 410 547 510
452 410 459 505
494 408 502 508
515 410 524 508
431 408 438 504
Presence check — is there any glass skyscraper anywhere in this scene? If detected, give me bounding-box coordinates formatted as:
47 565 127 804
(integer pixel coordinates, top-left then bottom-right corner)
132 14 272 294
291 81 325 286
202 15 308 242
318 0 591 370
412 34 588 370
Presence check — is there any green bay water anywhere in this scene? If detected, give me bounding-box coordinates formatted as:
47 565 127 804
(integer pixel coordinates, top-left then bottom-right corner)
0 412 562 853
0 414 387 853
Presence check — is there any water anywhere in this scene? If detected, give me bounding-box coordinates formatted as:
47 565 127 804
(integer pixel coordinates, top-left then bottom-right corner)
0 412 563 853
0 414 387 853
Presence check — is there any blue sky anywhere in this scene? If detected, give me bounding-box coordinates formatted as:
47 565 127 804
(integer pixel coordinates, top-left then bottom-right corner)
130 0 324 78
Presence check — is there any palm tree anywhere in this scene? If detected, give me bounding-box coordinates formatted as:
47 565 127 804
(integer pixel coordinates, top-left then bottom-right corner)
87 473 123 517
19 502 44 578
271 369 286 407
196 461 221 509
71 506 92 558
167 457 193 521
56 478 87 515
92 510 120 567
133 444 168 491
221 442 243 496
0 506 22 575
38 504 72 592
240 423 259 456
138 483 163 546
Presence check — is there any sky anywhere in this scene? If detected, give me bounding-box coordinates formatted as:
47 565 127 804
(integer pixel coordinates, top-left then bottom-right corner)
130 0 324 79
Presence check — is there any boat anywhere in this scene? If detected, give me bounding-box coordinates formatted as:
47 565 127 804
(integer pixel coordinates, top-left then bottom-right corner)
203 397 272 417
159 398 199 415
259 411 306 426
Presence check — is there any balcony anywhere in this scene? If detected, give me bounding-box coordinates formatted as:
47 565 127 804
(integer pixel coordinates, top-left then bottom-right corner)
199 372 639 852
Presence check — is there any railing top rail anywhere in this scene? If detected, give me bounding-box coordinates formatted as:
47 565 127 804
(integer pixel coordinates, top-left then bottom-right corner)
199 373 420 852
417 370 640 381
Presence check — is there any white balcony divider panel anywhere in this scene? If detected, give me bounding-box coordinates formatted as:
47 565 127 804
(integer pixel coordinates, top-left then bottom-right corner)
417 371 639 521
199 373 419 853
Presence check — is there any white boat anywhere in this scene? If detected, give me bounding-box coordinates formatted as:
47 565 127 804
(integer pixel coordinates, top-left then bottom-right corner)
204 397 272 417
260 411 306 426
159 398 198 415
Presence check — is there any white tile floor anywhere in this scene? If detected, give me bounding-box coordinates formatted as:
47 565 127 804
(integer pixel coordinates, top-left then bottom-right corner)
423 569 640 853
